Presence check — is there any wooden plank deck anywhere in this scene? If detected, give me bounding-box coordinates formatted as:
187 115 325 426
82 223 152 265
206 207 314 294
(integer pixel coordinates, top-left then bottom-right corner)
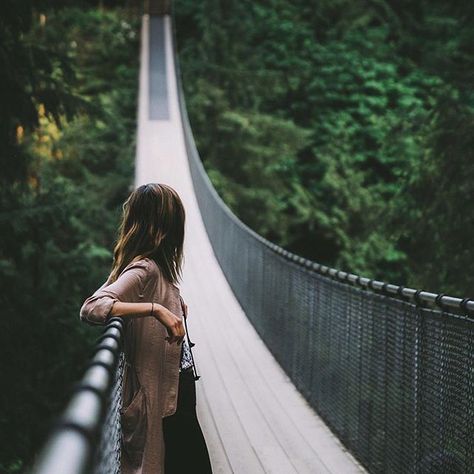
134 14 367 474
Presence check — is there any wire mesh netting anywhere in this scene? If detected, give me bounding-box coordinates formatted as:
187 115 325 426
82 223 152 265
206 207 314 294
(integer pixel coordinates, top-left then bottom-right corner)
174 28 474 472
92 351 124 474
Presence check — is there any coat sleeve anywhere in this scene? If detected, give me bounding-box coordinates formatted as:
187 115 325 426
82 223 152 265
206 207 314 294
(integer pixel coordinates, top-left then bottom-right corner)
79 260 151 326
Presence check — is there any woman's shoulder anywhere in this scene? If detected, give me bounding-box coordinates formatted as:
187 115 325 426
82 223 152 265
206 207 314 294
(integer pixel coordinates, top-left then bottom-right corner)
135 257 161 278
128 257 176 289
121 256 157 276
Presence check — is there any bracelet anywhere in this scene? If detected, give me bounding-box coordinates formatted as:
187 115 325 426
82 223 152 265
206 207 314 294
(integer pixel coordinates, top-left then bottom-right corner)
150 302 154 316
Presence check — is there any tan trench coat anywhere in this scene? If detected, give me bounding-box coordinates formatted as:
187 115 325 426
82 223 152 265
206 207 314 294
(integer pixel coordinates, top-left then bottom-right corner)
79 257 185 473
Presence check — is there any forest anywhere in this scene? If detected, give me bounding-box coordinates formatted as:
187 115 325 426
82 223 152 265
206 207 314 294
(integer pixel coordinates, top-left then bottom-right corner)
175 0 474 297
0 0 472 471
1 1 140 471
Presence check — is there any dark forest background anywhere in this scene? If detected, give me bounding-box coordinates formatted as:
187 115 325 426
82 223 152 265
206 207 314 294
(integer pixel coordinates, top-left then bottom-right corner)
0 1 140 471
0 0 472 471
175 0 474 297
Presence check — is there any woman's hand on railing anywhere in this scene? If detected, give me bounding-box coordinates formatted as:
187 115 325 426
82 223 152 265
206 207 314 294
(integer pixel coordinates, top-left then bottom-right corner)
153 304 185 345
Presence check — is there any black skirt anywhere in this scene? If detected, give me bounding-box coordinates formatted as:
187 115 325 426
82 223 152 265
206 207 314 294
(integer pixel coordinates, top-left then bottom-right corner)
162 367 213 473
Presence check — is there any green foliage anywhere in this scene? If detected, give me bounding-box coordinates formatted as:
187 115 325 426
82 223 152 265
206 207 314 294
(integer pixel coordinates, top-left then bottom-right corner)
387 97 474 295
0 6 139 471
188 79 312 242
175 0 474 295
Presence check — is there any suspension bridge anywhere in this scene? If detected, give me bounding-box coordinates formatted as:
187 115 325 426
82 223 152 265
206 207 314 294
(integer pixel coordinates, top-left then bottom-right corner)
30 5 474 474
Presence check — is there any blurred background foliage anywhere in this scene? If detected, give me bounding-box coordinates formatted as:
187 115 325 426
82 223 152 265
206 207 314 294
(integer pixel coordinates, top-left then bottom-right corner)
0 1 139 471
174 0 474 296
0 0 472 471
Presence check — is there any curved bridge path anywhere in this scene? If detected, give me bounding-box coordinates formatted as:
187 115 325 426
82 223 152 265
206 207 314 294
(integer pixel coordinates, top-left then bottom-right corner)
135 14 366 474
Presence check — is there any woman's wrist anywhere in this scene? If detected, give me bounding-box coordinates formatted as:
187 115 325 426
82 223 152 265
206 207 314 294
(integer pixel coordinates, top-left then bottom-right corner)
152 302 165 320
152 303 177 329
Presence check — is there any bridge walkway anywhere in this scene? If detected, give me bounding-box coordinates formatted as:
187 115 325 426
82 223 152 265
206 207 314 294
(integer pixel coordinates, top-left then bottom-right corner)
135 14 366 474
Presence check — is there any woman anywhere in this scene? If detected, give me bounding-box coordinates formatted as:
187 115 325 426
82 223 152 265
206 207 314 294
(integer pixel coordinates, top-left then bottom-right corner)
79 183 213 474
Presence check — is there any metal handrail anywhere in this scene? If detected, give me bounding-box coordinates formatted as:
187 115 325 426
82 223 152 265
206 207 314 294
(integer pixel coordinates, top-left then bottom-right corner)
29 318 124 474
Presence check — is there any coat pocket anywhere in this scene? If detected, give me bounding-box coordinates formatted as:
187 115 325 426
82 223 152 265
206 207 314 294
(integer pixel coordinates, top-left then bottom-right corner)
120 370 147 467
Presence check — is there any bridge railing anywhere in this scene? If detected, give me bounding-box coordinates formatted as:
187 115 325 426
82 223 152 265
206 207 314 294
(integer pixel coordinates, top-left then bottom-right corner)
29 318 124 474
171 7 474 474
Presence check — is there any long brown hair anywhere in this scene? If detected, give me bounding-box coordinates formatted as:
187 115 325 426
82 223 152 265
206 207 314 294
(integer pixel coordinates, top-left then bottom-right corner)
109 183 185 284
